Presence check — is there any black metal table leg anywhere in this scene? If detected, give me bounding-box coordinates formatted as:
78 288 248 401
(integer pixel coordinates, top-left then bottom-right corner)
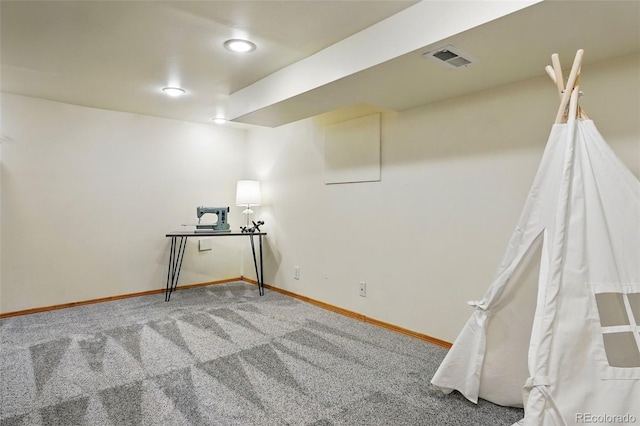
249 234 264 296
166 236 187 301
165 237 176 301
259 234 264 296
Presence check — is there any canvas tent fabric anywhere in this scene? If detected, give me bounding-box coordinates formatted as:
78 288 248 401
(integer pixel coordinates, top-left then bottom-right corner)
431 75 640 423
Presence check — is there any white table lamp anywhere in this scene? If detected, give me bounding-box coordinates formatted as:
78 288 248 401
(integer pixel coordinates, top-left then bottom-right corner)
236 180 261 227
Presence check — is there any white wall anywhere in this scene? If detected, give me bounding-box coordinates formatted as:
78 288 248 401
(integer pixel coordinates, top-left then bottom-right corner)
245 54 640 343
0 94 4 301
0 94 247 313
1 55 638 340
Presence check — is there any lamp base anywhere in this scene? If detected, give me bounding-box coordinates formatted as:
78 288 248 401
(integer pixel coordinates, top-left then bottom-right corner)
242 208 254 228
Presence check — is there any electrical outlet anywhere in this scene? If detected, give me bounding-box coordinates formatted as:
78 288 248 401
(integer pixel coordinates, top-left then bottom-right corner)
294 266 301 280
359 281 366 297
198 238 212 251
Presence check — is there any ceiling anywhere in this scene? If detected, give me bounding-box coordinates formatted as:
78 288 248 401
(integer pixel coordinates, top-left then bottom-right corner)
2 1 639 128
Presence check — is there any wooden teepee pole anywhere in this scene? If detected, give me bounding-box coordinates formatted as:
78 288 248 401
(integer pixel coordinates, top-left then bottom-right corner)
568 80 581 121
546 50 588 123
553 49 584 124
551 53 565 95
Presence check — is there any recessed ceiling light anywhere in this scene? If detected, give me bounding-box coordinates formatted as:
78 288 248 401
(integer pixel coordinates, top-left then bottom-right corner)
223 39 256 53
212 117 228 124
162 87 185 97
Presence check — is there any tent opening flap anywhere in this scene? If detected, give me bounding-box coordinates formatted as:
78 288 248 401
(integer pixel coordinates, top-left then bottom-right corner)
479 233 544 407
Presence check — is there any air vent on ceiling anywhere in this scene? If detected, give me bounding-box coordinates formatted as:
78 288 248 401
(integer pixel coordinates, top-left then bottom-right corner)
423 45 477 70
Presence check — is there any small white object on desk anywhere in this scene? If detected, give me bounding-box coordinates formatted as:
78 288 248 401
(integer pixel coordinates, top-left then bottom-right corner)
236 180 261 227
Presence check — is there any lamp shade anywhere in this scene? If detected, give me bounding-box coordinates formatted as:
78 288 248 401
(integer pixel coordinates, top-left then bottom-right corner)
236 180 261 207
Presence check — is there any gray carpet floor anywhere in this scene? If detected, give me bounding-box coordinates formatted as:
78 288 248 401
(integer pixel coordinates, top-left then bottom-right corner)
0 281 523 425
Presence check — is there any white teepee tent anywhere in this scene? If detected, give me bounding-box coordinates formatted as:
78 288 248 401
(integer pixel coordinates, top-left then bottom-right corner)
431 50 640 425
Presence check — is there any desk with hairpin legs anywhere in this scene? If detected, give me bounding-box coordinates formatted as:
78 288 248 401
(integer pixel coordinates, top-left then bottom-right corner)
164 231 266 301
